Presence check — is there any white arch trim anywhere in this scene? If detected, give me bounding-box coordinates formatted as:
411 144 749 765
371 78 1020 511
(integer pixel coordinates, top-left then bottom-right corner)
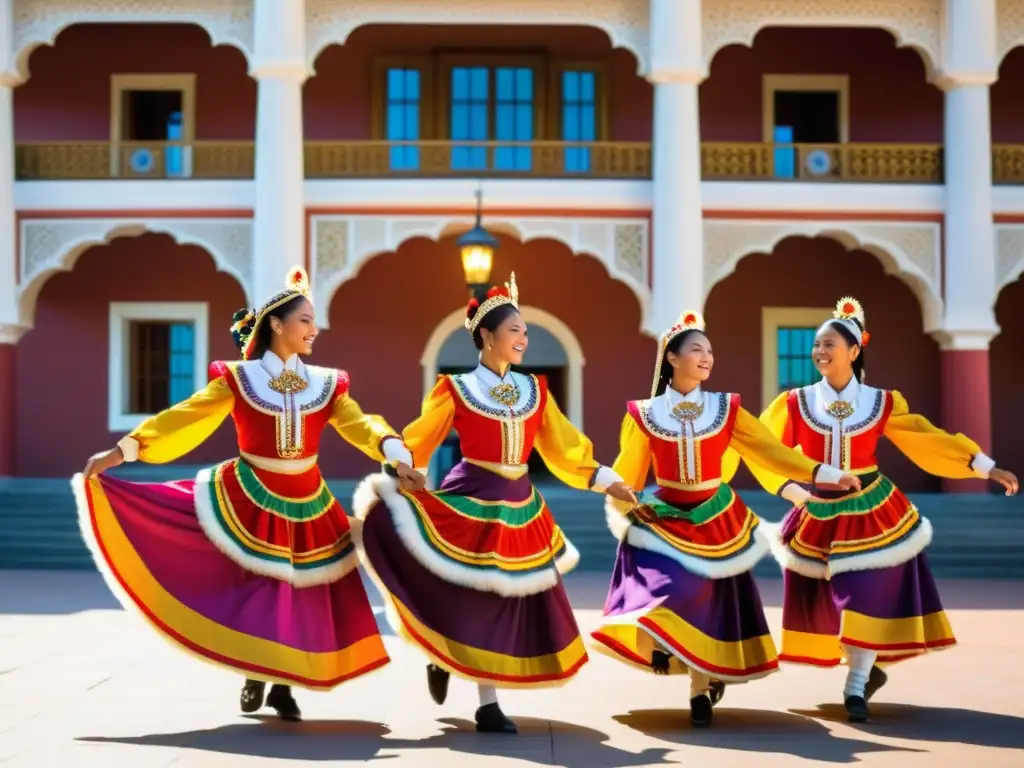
419 305 586 428
996 224 1024 295
702 219 944 333
16 218 254 328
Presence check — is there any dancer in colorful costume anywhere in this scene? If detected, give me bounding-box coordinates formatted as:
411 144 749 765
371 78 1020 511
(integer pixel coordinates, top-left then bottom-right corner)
591 311 861 727
75 267 424 721
748 297 1019 722
353 272 636 734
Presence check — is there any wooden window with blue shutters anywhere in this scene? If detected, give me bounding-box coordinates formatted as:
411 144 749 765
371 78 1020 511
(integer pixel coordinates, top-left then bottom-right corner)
129 321 196 412
776 326 818 392
438 55 545 173
551 62 607 173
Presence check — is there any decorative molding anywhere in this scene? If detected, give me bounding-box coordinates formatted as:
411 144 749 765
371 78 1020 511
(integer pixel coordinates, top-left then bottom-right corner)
702 218 944 332
997 0 1024 66
107 301 209 432
702 0 942 79
309 213 650 328
0 325 29 345
16 217 253 326
995 223 1024 292
305 0 649 73
12 0 253 79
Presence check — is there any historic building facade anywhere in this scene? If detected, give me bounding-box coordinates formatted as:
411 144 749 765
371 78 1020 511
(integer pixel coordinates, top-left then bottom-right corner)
2 0 1023 493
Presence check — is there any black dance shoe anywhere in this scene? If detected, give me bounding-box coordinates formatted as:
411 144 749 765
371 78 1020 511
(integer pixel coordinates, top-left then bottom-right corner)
864 666 888 701
240 679 266 713
690 693 713 728
426 663 451 705
844 695 869 723
475 702 518 734
266 684 302 721
709 680 726 706
651 650 671 675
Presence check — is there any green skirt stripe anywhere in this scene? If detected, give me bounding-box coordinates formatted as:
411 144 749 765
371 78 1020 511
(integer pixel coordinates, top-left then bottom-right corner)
428 488 547 527
634 484 736 525
234 460 335 522
803 475 895 521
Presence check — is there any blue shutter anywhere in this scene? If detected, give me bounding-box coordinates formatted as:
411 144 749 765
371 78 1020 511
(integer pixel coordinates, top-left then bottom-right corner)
386 68 422 171
561 70 597 173
168 322 195 405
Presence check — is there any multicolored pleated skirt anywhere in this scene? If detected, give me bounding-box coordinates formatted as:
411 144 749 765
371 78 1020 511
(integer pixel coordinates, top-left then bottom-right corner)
353 461 587 688
591 484 779 682
768 473 956 667
73 457 390 690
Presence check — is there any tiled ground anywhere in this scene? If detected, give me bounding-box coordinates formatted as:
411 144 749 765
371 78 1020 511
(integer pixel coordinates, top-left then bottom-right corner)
2 571 1023 767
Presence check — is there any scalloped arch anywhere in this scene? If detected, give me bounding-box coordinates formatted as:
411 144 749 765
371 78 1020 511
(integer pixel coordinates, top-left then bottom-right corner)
704 223 943 333
14 14 252 81
312 215 650 330
17 223 252 328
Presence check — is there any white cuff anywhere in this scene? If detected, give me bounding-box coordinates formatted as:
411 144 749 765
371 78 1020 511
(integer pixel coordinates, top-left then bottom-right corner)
381 437 413 468
813 464 845 486
780 482 811 507
117 436 140 463
591 466 623 493
971 452 995 479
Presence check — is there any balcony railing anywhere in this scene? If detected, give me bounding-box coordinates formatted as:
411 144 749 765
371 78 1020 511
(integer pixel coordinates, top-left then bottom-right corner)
13 140 1024 185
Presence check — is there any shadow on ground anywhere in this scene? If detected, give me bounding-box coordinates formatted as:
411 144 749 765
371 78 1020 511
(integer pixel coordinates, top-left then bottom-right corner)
77 716 674 766
791 703 1024 750
613 708 925 763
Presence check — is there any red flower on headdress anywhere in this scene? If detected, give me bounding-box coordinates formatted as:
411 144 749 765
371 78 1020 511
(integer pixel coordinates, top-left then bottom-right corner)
486 285 509 299
467 297 480 314
861 330 871 347
842 301 856 316
683 313 697 325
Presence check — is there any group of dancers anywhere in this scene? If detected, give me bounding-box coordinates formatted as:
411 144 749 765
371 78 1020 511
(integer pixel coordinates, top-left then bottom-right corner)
75 266 1019 732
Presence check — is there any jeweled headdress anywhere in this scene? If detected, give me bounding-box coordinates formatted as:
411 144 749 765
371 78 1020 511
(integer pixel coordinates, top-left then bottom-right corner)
465 272 520 335
236 266 314 360
650 310 707 398
822 296 870 347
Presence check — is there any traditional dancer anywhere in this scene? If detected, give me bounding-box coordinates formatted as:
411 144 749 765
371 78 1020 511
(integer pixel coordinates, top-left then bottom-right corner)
747 297 1019 723
590 311 861 727
75 267 423 721
352 273 636 734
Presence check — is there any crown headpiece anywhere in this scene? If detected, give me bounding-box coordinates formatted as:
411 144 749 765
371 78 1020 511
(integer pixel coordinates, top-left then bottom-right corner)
650 310 707 397
825 296 869 346
238 266 314 360
465 272 520 334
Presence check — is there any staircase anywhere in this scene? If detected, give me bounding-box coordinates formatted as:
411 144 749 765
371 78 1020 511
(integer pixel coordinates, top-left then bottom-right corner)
2 471 1022 578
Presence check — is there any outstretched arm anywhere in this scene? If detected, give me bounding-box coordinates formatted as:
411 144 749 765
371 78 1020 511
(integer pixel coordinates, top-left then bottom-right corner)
730 406 849 487
533 393 622 492
329 391 413 467
605 412 652 513
884 390 1017 494
400 376 457 472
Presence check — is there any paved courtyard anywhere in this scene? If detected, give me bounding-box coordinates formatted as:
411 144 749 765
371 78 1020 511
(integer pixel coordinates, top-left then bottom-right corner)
1 571 1023 767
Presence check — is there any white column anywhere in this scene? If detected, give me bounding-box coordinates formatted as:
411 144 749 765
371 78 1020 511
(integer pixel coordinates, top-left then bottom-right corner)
936 0 999 340
646 0 706 335
251 0 308 305
0 0 20 332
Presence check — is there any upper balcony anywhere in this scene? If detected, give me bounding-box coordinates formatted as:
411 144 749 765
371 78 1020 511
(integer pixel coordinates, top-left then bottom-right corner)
11 24 1024 186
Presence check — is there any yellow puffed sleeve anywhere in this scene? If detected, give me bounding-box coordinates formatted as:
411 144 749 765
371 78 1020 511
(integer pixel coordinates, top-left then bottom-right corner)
533 393 602 491
611 412 652 491
328 390 401 463
883 390 984 479
729 406 820 486
129 376 235 464
401 376 456 470
745 391 801 494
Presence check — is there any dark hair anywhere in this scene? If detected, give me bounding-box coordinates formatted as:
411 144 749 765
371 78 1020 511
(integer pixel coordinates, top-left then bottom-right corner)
828 319 866 383
231 294 308 360
654 329 707 397
467 297 521 352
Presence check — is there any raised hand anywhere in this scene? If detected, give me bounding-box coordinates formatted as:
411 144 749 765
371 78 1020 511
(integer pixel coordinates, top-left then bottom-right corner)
990 468 1019 497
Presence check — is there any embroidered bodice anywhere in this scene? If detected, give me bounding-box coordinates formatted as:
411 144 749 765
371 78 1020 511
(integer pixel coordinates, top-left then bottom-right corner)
214 352 342 461
447 366 547 466
627 387 740 489
787 379 893 472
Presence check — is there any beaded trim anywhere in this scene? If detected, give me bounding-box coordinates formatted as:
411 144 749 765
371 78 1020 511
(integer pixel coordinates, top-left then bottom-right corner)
638 392 730 440
450 372 541 420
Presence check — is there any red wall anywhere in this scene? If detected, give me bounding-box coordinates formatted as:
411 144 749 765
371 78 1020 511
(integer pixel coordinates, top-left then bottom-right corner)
305 24 651 141
702 27 942 143
992 48 1024 143
992 276 1024 475
705 235 942 492
14 24 255 141
16 234 246 475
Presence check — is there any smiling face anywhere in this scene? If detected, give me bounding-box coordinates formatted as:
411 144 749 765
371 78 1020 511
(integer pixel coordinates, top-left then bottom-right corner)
480 309 529 367
813 324 858 381
665 331 714 387
269 297 317 358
